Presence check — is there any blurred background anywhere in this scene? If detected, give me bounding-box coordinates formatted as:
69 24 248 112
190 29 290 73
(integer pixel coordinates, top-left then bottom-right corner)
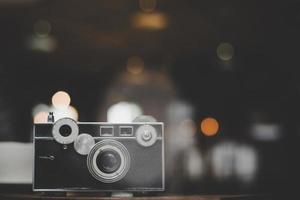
0 0 300 196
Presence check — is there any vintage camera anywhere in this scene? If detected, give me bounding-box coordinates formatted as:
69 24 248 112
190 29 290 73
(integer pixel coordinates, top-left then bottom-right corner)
33 115 164 192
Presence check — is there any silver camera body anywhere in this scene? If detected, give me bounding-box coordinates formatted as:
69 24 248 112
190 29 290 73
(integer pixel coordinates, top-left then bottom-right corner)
33 117 164 192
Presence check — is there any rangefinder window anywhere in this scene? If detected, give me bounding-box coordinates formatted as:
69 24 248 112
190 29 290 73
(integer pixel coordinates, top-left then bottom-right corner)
119 126 133 136
100 126 114 136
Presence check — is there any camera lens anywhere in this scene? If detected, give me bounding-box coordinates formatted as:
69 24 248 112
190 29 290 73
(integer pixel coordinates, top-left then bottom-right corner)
87 140 130 183
59 124 72 137
96 150 121 173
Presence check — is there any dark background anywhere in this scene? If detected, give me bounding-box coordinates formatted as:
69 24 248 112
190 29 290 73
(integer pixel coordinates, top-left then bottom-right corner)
0 0 300 196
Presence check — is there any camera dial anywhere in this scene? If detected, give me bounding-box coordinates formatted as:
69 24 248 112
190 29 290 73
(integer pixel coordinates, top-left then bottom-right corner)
142 130 152 141
87 139 130 183
136 125 157 147
52 118 79 144
74 133 95 155
59 125 72 137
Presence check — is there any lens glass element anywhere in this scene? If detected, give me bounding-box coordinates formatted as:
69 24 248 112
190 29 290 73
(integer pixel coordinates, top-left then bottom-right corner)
59 124 72 137
96 150 121 173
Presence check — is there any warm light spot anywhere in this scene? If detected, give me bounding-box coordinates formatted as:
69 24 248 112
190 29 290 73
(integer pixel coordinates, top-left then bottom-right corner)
127 56 144 75
216 42 234 61
34 111 48 123
200 117 219 136
51 91 71 109
131 12 168 30
139 0 156 12
32 103 49 117
34 19 51 38
69 106 79 121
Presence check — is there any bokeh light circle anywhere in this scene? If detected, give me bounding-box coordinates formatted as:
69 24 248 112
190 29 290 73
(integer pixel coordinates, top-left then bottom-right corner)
200 117 219 136
216 42 234 61
127 56 144 75
51 91 71 109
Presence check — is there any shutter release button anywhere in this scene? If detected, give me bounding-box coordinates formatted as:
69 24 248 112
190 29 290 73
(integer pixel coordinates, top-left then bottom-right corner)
142 130 152 141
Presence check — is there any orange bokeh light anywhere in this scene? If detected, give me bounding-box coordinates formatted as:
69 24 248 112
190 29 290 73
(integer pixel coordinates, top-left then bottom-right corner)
200 117 219 136
131 12 168 30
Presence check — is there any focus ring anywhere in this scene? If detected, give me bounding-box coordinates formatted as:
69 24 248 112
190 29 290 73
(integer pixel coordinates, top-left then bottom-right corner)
87 139 130 183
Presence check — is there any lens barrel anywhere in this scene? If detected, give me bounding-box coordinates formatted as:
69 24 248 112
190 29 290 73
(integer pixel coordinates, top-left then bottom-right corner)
87 139 130 183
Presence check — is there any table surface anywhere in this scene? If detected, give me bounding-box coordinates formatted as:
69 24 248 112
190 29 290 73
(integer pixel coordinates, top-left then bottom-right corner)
0 185 271 200
0 193 268 200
